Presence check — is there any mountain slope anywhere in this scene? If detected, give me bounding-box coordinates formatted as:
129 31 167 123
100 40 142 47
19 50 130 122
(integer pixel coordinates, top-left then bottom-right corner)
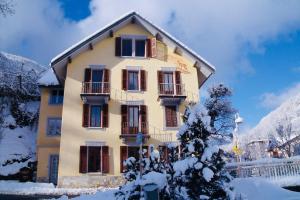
243 93 300 143
0 52 45 177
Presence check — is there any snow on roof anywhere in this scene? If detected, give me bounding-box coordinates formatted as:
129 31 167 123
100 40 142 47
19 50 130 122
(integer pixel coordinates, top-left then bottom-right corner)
50 11 215 72
38 68 59 86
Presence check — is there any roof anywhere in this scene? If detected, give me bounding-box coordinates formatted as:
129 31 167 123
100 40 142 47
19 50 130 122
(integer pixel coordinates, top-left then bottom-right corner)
38 68 60 86
50 11 215 84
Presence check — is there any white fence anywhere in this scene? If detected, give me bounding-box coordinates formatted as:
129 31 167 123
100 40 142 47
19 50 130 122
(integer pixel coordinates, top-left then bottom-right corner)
226 157 300 180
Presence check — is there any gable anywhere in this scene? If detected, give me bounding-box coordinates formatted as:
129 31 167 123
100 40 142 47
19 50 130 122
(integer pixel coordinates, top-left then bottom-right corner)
51 12 215 86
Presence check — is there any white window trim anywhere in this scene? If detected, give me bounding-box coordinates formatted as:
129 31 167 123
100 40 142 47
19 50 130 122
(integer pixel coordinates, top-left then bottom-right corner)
88 64 106 69
127 69 142 92
46 117 62 137
88 104 103 128
121 35 147 58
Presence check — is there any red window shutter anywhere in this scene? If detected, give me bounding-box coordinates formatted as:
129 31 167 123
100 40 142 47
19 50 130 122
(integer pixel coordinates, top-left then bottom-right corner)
84 68 91 82
140 70 146 91
147 38 157 58
140 105 147 134
103 69 110 93
82 104 90 127
172 106 178 127
79 146 87 173
175 71 182 95
122 69 128 90
121 105 128 134
102 146 109 173
115 37 121 56
102 104 109 128
120 146 128 173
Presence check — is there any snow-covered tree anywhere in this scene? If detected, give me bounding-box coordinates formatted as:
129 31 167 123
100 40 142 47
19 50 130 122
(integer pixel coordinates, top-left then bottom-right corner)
205 84 236 137
174 104 233 200
276 122 293 157
116 146 169 200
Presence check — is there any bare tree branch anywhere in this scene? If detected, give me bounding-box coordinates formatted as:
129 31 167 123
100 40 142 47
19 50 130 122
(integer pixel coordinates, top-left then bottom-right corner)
0 0 14 17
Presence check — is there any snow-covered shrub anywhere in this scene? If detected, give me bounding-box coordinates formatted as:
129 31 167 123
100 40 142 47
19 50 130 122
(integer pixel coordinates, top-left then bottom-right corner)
174 104 234 200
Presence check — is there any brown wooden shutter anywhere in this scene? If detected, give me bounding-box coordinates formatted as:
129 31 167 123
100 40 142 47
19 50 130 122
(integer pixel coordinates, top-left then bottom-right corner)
102 146 109 173
157 71 163 94
140 70 146 91
140 105 147 134
115 37 121 56
120 146 128 173
122 69 128 90
79 146 87 173
121 105 128 134
175 71 182 95
103 69 110 93
84 68 91 93
102 104 109 128
147 38 157 58
84 68 91 82
82 104 90 127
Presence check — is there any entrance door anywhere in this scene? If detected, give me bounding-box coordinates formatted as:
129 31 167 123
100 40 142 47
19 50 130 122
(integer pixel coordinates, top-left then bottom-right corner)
49 154 59 185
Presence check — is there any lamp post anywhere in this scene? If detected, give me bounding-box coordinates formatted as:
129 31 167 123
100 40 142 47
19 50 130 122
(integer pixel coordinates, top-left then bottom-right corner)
136 132 144 197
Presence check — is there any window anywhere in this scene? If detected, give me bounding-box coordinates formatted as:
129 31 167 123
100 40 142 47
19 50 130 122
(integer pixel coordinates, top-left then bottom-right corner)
163 72 174 94
165 105 178 127
47 118 62 136
122 38 132 56
135 40 146 57
128 71 139 90
121 37 146 57
90 105 102 127
49 89 63 104
129 106 139 128
122 70 146 91
79 146 109 173
88 146 101 172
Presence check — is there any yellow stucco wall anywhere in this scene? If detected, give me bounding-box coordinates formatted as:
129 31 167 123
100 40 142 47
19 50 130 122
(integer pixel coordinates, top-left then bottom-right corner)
36 88 62 181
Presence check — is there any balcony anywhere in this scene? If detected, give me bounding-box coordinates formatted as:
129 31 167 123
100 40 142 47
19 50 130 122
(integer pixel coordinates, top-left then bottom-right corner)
120 122 150 142
158 83 186 104
80 82 110 103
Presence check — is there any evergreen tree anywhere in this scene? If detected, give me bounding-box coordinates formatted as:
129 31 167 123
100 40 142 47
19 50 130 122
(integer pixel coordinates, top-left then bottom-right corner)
204 84 236 137
174 104 233 200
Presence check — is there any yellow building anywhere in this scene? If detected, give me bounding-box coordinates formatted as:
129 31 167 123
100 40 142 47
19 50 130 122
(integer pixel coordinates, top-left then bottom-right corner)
36 12 215 188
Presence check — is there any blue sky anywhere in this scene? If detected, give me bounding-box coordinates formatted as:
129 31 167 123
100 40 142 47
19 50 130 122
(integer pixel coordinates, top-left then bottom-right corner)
1 0 300 130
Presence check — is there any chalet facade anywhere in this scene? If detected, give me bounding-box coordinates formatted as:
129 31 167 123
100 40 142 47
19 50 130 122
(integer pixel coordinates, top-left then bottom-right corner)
36 12 215 187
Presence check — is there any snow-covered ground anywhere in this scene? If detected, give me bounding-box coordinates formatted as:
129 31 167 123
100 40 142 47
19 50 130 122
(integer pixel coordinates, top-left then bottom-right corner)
1 178 299 200
0 181 116 196
232 178 300 200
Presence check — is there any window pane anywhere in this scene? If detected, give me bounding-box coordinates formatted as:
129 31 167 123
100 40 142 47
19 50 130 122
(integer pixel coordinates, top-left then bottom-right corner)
88 147 101 172
47 118 61 135
58 90 64 104
135 40 145 57
90 106 101 127
128 71 139 90
129 106 139 128
122 39 132 56
50 90 63 104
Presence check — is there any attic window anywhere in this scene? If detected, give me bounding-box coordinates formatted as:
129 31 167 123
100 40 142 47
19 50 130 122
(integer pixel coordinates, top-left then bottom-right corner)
121 36 146 57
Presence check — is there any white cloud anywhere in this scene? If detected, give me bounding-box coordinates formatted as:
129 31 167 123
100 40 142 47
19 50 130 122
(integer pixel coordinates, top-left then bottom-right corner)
259 82 300 109
1 0 300 82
